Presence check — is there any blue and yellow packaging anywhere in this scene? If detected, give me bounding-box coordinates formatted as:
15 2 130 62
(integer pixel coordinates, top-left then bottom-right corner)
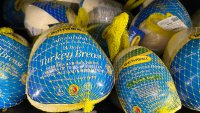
27 24 114 112
114 46 181 113
87 24 110 56
128 26 145 46
24 1 78 36
163 27 200 111
0 27 30 109
132 0 192 28
129 0 192 56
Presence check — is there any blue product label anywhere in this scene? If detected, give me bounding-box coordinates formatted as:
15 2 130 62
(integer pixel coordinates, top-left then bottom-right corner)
170 39 200 110
87 24 110 57
32 1 69 22
133 0 192 28
0 35 30 109
128 26 145 46
3 0 25 28
28 26 114 104
115 47 181 113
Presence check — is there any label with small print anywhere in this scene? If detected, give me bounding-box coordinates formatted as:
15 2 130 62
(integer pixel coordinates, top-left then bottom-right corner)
0 34 30 108
28 25 114 104
157 16 187 32
115 47 181 113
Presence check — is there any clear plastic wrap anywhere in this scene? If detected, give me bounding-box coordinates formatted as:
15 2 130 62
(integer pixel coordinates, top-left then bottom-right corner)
81 0 123 25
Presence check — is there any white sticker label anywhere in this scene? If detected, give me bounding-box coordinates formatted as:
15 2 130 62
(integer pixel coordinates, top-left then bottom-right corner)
157 16 187 32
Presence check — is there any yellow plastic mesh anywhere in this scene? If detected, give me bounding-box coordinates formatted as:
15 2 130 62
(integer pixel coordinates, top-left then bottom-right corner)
103 12 129 61
75 8 89 29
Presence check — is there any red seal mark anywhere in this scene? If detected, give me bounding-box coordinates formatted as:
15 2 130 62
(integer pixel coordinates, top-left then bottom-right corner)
72 86 77 93
133 106 142 113
68 84 79 96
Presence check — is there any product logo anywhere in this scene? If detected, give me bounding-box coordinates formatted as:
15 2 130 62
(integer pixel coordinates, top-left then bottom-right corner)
121 56 152 69
68 84 79 96
131 35 141 46
133 106 142 113
47 25 88 38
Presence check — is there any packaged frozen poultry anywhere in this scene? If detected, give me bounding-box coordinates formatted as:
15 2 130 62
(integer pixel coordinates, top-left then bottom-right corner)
0 27 30 110
163 27 200 111
114 46 181 113
27 23 114 112
130 0 192 56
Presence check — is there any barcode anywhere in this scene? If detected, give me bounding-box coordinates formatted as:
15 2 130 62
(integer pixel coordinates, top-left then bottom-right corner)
171 16 179 22
157 15 187 32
